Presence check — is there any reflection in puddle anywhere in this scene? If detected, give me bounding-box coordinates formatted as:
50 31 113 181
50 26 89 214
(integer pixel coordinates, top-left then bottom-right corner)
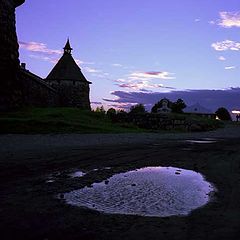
186 139 217 144
63 167 215 217
46 179 55 183
69 170 86 178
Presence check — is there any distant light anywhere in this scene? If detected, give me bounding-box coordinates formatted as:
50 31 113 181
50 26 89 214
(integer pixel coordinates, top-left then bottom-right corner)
216 116 220 120
232 110 240 114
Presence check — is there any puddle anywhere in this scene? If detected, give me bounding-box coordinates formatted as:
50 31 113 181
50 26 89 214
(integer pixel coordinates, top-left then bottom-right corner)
63 167 215 217
69 170 86 178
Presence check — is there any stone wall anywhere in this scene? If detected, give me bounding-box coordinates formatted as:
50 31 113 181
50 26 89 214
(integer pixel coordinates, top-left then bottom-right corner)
0 0 25 110
48 80 91 109
20 70 60 107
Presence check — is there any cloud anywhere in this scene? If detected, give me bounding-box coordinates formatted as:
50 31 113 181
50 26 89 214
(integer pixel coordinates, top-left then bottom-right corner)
218 11 240 28
114 71 175 91
209 20 215 25
91 101 103 105
211 40 240 51
19 41 62 55
20 41 95 67
112 63 123 67
83 67 102 73
225 66 236 70
107 103 137 110
117 81 164 90
103 88 240 112
130 71 175 80
194 19 200 22
218 56 226 61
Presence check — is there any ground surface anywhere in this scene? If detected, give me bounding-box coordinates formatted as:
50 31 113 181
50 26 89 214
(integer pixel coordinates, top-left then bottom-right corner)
0 124 240 240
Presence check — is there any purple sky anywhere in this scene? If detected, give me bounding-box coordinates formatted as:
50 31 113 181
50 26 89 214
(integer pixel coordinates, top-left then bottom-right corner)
16 0 240 113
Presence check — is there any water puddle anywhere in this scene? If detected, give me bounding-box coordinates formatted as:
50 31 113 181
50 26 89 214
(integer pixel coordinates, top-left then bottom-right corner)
63 167 215 217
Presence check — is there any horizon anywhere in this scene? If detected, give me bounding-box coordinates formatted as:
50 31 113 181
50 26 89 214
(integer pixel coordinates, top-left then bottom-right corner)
16 0 240 114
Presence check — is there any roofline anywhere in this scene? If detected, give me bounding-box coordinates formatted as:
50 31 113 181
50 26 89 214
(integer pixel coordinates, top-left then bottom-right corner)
20 69 58 92
46 78 92 84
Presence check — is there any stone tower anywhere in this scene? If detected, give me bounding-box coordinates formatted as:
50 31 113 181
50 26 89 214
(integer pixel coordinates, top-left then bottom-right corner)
46 39 91 109
0 0 25 110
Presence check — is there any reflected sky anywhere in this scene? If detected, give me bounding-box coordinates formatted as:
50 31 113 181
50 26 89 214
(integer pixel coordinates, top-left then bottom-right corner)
63 166 215 217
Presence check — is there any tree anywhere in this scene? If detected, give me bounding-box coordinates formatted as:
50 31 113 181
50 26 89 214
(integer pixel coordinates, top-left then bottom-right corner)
171 99 186 113
107 108 116 118
215 107 232 121
129 104 146 114
151 98 172 113
95 105 106 114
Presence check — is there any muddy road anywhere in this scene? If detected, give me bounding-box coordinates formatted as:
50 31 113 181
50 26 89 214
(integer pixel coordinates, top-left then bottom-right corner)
0 127 240 239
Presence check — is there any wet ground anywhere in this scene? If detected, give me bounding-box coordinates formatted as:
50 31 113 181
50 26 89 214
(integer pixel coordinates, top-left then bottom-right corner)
0 126 240 239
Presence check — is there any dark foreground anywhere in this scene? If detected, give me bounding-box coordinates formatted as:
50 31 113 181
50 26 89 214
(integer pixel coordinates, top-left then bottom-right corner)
0 131 240 239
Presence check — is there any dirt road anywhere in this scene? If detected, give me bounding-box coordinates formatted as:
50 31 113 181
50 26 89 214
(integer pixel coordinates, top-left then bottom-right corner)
0 125 240 239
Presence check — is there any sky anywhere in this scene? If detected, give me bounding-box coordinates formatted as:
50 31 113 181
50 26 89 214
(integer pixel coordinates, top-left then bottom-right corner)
16 0 240 113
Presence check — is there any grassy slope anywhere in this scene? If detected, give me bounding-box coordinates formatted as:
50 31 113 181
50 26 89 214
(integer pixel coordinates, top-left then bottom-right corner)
0 108 144 134
0 108 225 134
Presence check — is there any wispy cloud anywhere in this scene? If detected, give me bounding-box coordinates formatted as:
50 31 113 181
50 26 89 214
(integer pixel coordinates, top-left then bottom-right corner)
83 67 102 73
29 54 59 64
209 20 215 25
211 40 240 51
20 41 95 67
117 81 164 91
225 66 236 70
130 71 175 80
112 63 123 67
75 60 95 66
91 101 103 105
19 41 62 55
218 11 240 28
114 71 175 91
218 56 226 61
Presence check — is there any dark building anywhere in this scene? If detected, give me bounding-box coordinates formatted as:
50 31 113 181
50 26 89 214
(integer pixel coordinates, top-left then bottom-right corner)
0 0 91 110
46 40 91 109
0 0 25 110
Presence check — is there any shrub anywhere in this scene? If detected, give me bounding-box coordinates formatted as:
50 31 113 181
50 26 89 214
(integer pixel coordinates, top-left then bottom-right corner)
215 107 232 121
129 104 146 114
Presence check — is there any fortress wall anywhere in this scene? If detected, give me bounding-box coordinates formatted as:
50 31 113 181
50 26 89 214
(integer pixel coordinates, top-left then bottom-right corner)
20 70 60 107
0 0 25 110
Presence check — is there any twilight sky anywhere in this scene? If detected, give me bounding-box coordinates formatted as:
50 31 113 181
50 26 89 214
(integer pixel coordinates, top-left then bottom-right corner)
16 0 240 112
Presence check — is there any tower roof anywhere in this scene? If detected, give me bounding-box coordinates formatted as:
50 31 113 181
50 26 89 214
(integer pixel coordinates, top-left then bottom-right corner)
46 40 91 84
63 38 73 53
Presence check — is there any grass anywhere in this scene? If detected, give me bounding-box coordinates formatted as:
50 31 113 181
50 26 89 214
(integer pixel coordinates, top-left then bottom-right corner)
0 108 225 134
0 108 145 134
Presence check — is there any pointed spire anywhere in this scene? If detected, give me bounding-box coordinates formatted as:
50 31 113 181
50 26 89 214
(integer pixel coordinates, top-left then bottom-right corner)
63 38 73 54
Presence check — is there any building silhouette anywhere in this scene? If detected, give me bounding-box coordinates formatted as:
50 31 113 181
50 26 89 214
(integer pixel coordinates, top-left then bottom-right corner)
46 39 91 109
0 0 91 110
